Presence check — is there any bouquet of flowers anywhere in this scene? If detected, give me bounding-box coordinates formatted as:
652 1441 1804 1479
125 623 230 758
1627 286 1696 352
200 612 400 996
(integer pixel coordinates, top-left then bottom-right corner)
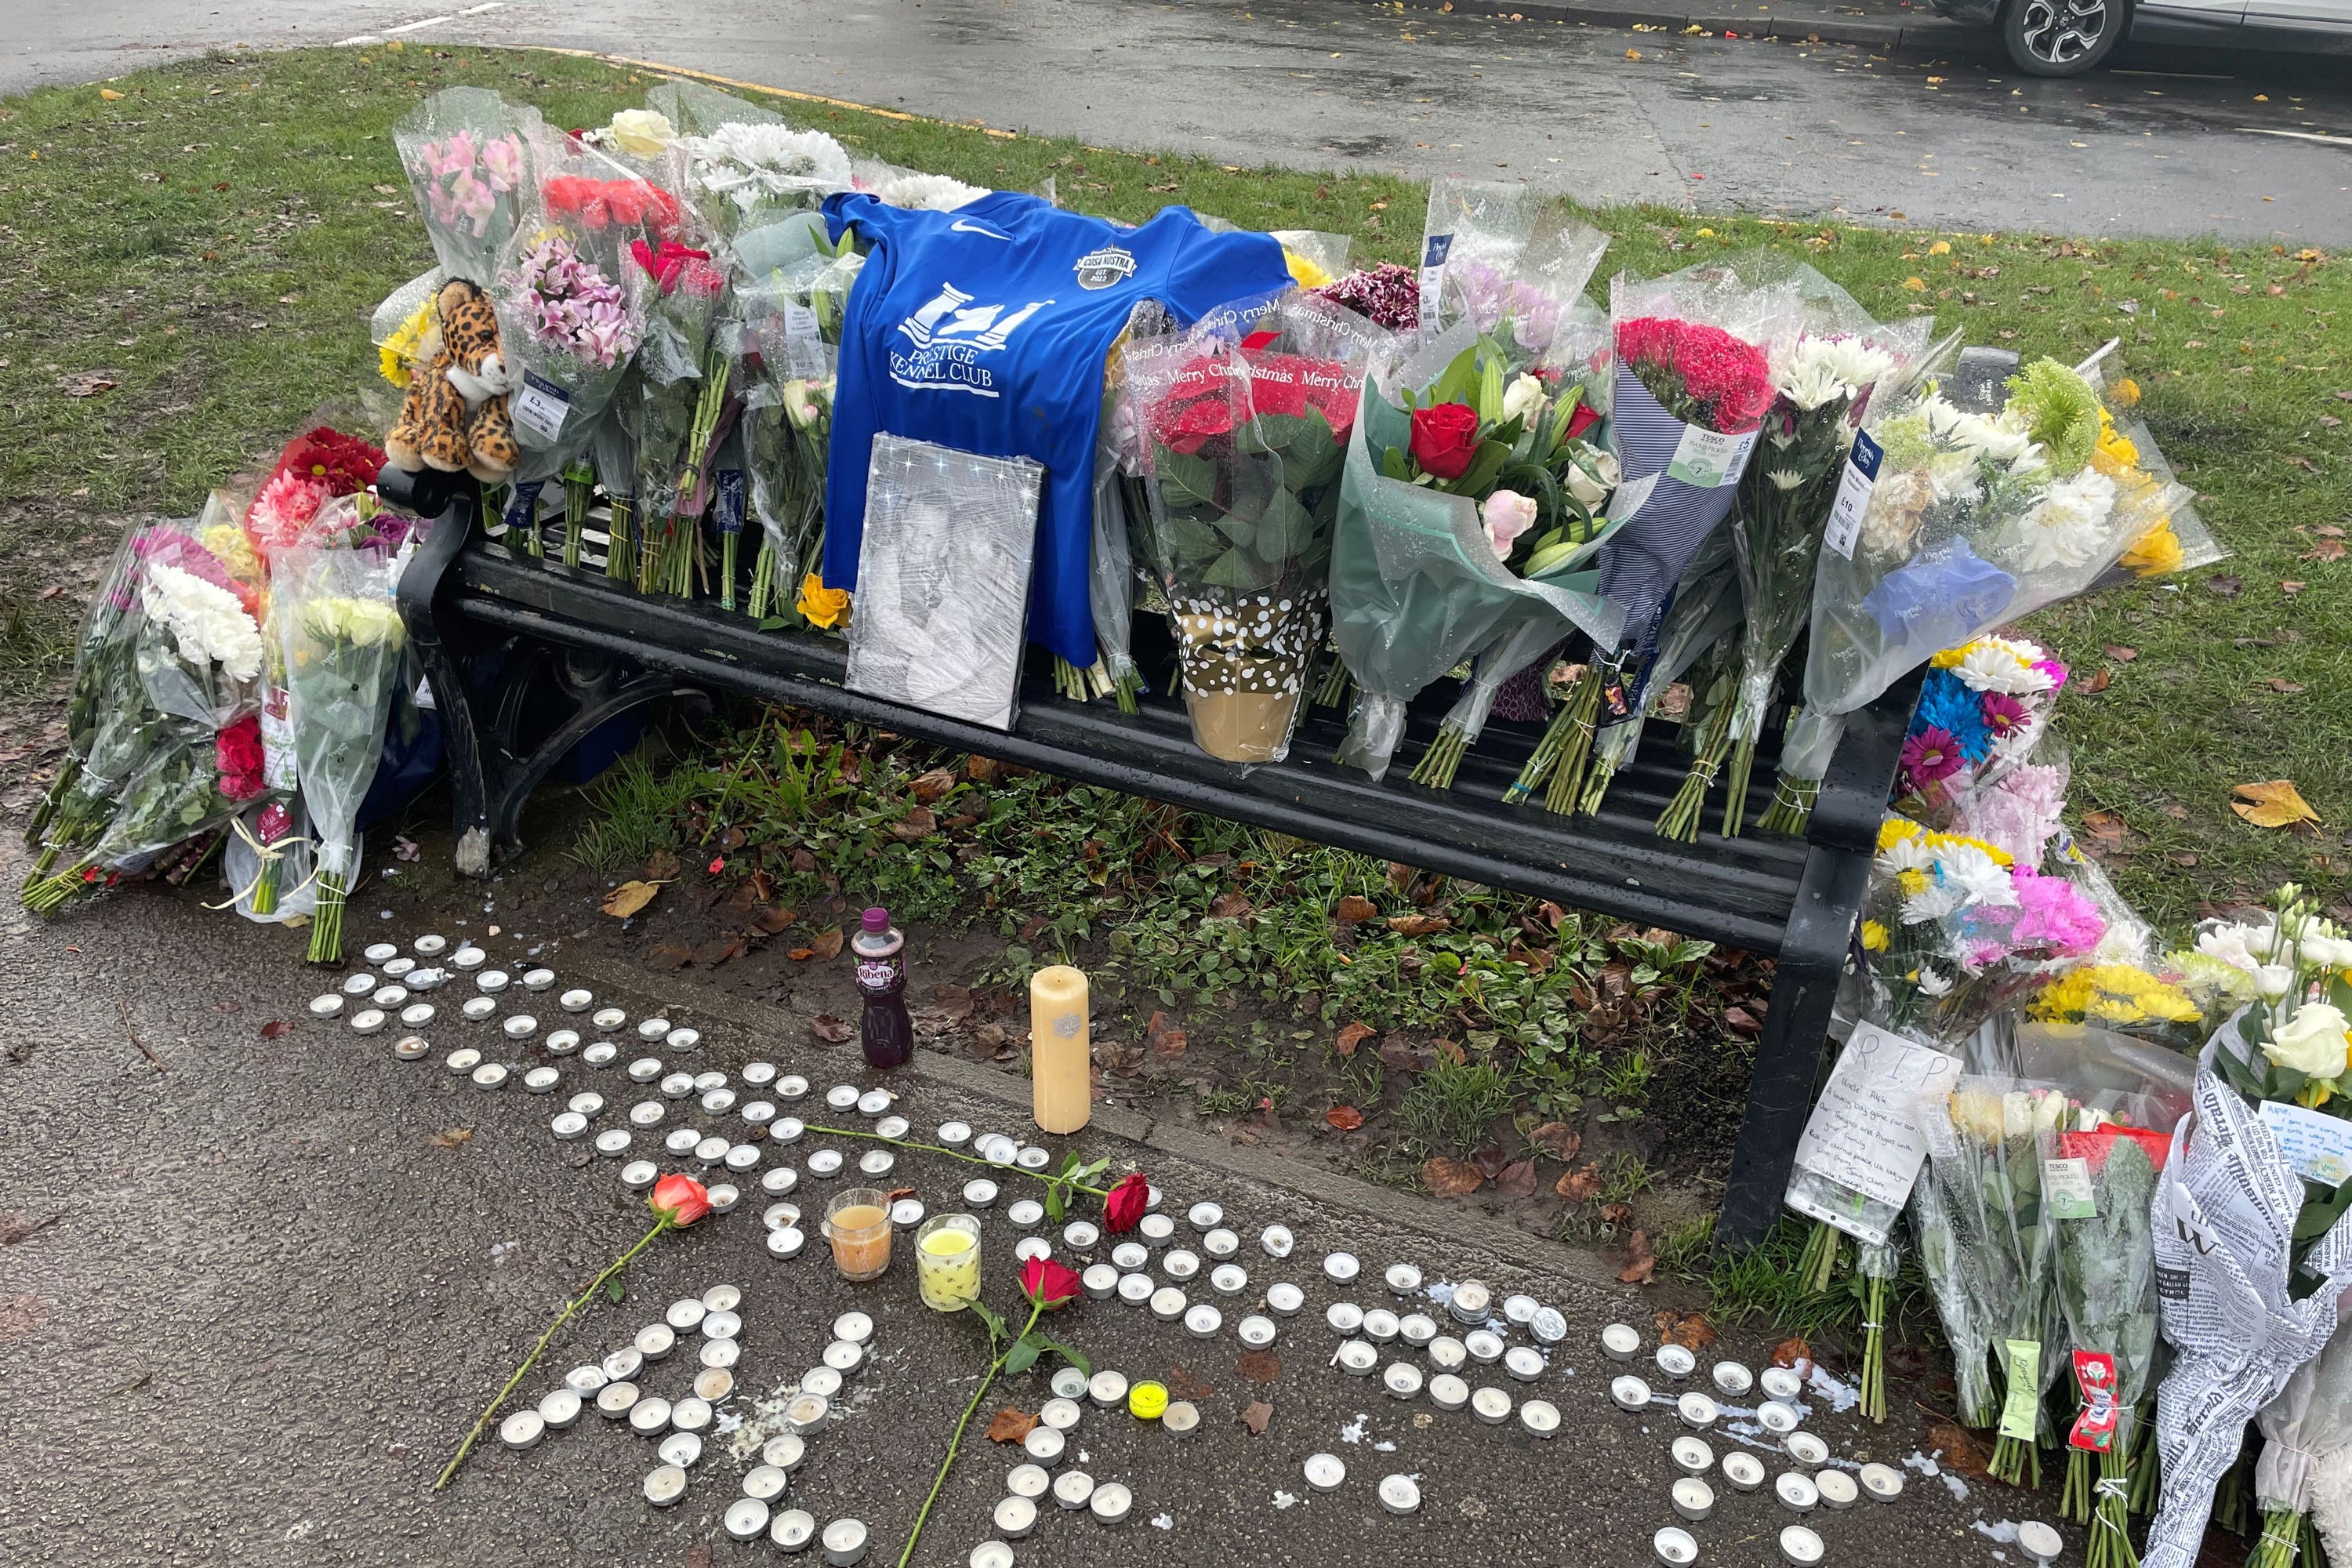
1131 292 1392 763
2048 1120 2169 1564
278 548 408 964
1314 262 1419 335
2288 1332 2352 1568
590 408 640 582
241 426 390 568
622 235 731 596
2201 886 2352 1112
1573 530 1738 815
1766 355 2157 835
391 88 538 283
1516 261 1797 816
1891 634 2069 822
1697 267 1933 837
648 78 851 234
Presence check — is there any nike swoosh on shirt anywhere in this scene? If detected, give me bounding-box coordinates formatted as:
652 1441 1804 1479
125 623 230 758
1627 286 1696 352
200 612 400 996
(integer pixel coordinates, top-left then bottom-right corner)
949 219 1011 239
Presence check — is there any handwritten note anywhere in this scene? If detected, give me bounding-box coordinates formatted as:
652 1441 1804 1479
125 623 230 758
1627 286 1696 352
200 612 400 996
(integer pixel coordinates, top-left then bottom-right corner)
1790 1021 1963 1210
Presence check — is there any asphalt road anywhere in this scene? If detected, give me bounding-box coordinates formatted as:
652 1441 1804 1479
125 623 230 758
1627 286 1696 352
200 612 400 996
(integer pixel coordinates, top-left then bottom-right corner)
0 833 2020 1568
4 0 2350 241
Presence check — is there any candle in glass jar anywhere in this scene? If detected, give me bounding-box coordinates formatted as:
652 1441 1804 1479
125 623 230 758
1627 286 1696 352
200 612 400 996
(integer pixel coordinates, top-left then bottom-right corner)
916 1214 982 1311
824 1189 893 1281
1029 965 1092 1134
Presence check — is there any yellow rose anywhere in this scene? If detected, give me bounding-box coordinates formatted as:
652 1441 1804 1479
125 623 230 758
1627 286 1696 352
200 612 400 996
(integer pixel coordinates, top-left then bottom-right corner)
797 574 850 630
608 109 676 155
1861 920 1890 953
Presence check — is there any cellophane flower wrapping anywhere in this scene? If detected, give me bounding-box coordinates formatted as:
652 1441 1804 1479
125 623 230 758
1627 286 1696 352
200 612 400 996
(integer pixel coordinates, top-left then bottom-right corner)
391 87 541 285
2296 1331 2352 1568
492 128 672 473
1580 533 1739 810
278 547 408 961
1774 357 2156 829
1324 320 1621 780
733 220 860 620
622 228 731 592
647 78 851 236
2078 363 2220 584
1894 633 2070 829
1131 292 1396 764
1594 263 1801 666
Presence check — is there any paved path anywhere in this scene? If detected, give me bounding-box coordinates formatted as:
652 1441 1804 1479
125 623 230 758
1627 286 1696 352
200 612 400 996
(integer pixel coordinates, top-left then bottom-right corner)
4 0 2350 240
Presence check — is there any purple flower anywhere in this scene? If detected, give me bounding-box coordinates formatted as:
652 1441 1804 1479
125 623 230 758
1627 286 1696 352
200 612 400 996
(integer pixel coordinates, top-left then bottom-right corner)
1900 726 1966 792
1980 691 2030 740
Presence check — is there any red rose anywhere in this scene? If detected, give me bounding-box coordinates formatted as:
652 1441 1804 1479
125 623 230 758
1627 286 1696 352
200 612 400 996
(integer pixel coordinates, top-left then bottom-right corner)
1020 1255 1083 1311
1103 1172 1149 1234
649 1173 712 1227
1409 402 1482 480
1563 398 1602 443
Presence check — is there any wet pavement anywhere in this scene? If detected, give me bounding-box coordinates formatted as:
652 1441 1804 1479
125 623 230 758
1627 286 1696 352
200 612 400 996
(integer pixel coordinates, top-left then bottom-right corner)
4 0 2349 241
0 829 2025 1568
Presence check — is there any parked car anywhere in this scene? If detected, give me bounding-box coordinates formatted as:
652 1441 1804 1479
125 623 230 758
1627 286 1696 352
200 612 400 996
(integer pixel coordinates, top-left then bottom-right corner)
1929 0 2352 76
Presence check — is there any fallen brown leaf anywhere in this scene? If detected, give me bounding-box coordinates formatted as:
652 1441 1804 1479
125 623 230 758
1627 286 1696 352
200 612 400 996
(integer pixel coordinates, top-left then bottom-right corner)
1653 1308 1718 1352
1616 1229 1656 1285
1145 1011 1188 1058
644 848 681 880
1240 1399 1273 1436
60 372 117 397
2081 811 2128 852
687 1544 713 1568
1387 912 1451 937
644 942 694 971
1931 1422 1991 1478
1772 1337 1816 1374
811 1015 853 1044
430 1127 474 1149
891 807 937 842
1599 1202 1634 1227
985 1407 1038 1444
1335 895 1378 924
1496 1160 1537 1199
2103 644 2139 662
1529 1123 1581 1162
2267 678 2307 695
910 767 958 804
2082 667 2112 694
1428 1038 1467 1067
1165 1366 1214 1402
787 946 816 961
809 927 844 960
2232 779 2322 829
1421 1156 1486 1197
0 1212 62 1246
2282 580 2307 597
2303 539 2347 562
259 1019 292 1040
1333 1022 1374 1058
1208 891 1254 920
602 879 662 917
1325 1105 1365 1131
754 904 798 933
1556 1163 1602 1203
2209 574 2243 597
1236 1349 1283 1385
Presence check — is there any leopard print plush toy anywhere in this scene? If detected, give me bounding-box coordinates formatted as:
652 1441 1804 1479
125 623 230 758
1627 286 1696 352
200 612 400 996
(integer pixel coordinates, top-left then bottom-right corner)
385 278 518 483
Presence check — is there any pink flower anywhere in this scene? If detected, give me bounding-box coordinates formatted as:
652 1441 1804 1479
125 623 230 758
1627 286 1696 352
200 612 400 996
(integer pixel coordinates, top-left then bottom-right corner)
481 133 523 193
1980 692 2031 740
1900 726 1966 790
1481 490 1539 561
2033 658 2068 691
1615 315 1777 434
2005 869 2107 956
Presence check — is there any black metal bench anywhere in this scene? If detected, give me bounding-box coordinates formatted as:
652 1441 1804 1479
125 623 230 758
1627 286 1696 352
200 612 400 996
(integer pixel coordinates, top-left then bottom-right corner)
388 467 1917 1247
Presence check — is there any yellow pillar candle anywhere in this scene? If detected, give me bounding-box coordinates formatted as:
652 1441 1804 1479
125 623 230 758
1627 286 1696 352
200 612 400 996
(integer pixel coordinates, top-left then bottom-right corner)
1029 964 1092 1134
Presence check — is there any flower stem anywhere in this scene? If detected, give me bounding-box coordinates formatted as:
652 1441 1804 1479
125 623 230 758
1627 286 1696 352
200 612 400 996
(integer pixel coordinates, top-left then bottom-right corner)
803 1123 1110 1203
897 1299 1044 1568
435 1215 673 1491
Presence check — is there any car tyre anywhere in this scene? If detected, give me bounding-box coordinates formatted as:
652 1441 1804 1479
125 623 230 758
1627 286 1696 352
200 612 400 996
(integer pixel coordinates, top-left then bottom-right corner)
2002 0 2127 74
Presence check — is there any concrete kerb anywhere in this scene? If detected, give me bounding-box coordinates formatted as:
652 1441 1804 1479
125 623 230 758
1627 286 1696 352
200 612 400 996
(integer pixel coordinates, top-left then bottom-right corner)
1350 0 2005 64
594 961 1638 1298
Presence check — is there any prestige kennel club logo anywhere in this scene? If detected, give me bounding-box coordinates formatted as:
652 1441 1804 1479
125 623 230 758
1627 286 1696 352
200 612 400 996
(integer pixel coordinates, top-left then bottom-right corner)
890 282 1055 398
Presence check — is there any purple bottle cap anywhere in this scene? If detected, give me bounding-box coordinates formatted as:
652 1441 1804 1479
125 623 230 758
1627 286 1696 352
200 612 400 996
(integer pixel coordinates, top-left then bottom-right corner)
862 907 888 934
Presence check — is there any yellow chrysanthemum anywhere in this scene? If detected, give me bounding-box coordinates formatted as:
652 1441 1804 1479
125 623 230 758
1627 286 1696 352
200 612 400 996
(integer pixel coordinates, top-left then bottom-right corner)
1924 830 2014 868
2120 521 2184 578
379 296 435 390
1896 869 1929 898
2111 376 2141 409
797 574 850 630
1861 920 1890 953
1878 818 1924 851
201 522 261 586
1283 249 1333 290
1929 646 1969 670
2095 412 2140 472
2028 964 2202 1028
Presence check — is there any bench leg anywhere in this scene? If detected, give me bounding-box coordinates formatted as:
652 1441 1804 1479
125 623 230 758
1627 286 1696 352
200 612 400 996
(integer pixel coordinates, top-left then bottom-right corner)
1715 840 1864 1249
388 470 499 877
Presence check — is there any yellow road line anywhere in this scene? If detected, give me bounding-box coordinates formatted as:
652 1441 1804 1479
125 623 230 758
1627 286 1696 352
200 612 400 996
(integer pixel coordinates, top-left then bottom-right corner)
522 44 1022 138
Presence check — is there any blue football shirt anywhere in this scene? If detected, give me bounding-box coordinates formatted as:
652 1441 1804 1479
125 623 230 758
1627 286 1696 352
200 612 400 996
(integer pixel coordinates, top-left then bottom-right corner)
820 192 1291 667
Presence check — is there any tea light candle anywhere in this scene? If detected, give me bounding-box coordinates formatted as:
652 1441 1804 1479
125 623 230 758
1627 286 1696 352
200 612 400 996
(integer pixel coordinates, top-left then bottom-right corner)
1428 1337 1468 1374
366 939 403 962
1722 1452 1766 1492
1022 1426 1065 1468
539 1387 583 1429
1128 1381 1169 1420
1531 1306 1570 1346
1336 1340 1379 1376
662 1072 696 1099
343 972 378 996
2016 1522 2063 1566
762 1169 798 1197
990 1493 1041 1542
805 1149 844 1178
1138 1213 1176 1247
1784 1432 1829 1466
1384 1362 1424 1400
1064 1221 1100 1252
1759 1366 1804 1402
666 1297 709 1331
545 1029 579 1055
695 1367 734 1402
1363 1308 1399 1343
1654 1343 1697 1381
1758 1400 1801 1435
1326 1302 1364 1336
629 1057 663 1083
591 1005 625 1029
662 1129 699 1157
460 996 498 1022
1671 1436 1713 1476
445 1047 482 1076
521 967 556 993
372 985 409 1009
595 1130 633 1158
764 1433 806 1473
475 969 510 994
1237 1315 1277 1349
629 1396 674 1437
777 1074 810 1099
1677 1392 1719 1430
858 1149 895 1178
771 1118 805 1145
1323 1251 1361 1284
855 1087 889 1116
825 1083 859 1111
643 1463 688 1507
1082 1263 1119 1301
1711 1361 1755 1398
1260 1225 1295 1258
638 1017 673 1041
704 1088 739 1117
1013 1236 1050 1263
1471 1386 1512 1425
1386 1262 1424 1296
451 945 485 970
1163 1249 1200 1281
1399 1313 1438 1348
786 1392 830 1433
583 1042 618 1068
822 1341 863 1375
933 1119 970 1145
724 1498 770 1541
628 1100 666 1127
1210 1264 1248 1298
1039 1398 1082 1432
1776 1472 1820 1513
1671 1477 1715 1521
1202 1228 1240 1261
771 1511 818 1552
1378 1475 1421 1516
696 1137 732 1165
725 1148 760 1177
1465 1330 1504 1364
1091 1482 1133 1525
821 1518 869 1566
1601 1323 1641 1360
637 1323 677 1361
1110 1242 1148 1272
1007 1199 1046 1230
1504 1346 1545 1383
1150 1287 1187 1322
309 993 345 1018
566 1363 608 1396
1816 1469 1860 1510
1053 1470 1095 1511
1859 1462 1904 1503
1266 1283 1305 1317
560 988 593 1013
603 1346 644 1381
1780 1526 1826 1567
1610 1374 1653 1412
765 1201 804 1231
1185 1304 1223 1339
1304 1453 1346 1492
1502 1294 1541 1327
393 1034 431 1062
1007 1463 1052 1499
597 1381 640 1419
982 1137 1018 1167
1448 1280 1492 1323
1654 1527 1698 1566
349 1009 388 1036
671 1396 714 1432
1428 1374 1470 1411
499 1410 544 1450
1117 1274 1154 1306
768 1228 806 1258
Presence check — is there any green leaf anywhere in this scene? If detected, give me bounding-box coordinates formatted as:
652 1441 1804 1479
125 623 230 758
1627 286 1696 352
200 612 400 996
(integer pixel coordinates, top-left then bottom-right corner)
1153 445 1218 508
1167 514 1226 564
1003 1335 1042 1376
1036 1337 1091 1376
967 1297 1008 1344
1381 446 1410 481
1076 1158 1112 1187
606 1277 625 1304
1432 344 1479 408
1044 1181 1066 1223
1203 547 1265 592
1283 408 1341 491
1447 439 1515 499
1254 485 1314 564
1475 352 1506 423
